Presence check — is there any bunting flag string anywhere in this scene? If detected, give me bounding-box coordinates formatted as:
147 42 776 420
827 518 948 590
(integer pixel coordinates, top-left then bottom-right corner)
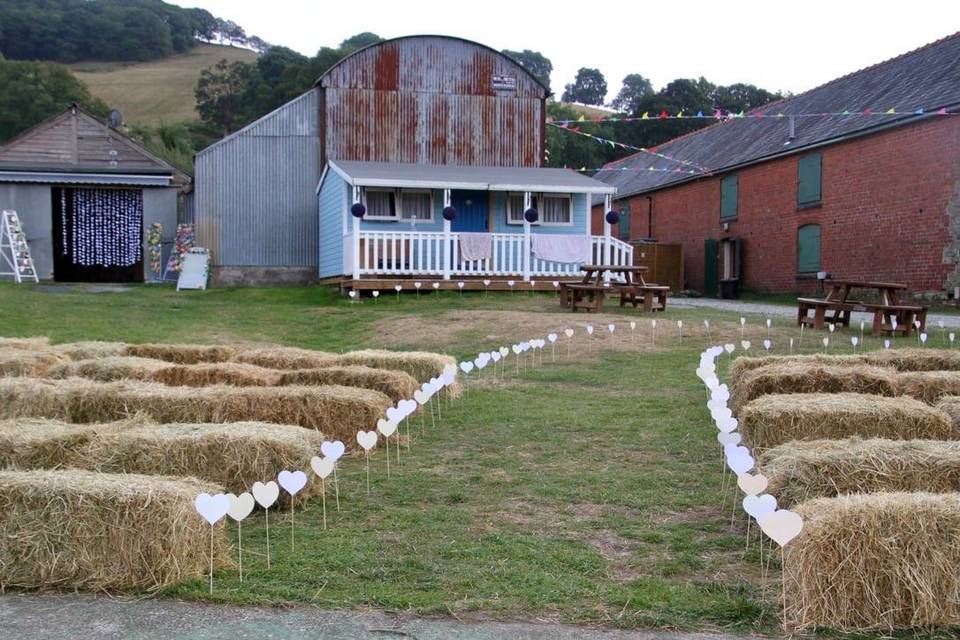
570 165 703 175
548 105 954 126
548 123 711 173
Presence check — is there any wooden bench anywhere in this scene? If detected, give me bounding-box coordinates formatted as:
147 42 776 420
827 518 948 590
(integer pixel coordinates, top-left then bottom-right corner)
620 285 670 312
797 297 856 330
862 303 929 337
565 283 608 312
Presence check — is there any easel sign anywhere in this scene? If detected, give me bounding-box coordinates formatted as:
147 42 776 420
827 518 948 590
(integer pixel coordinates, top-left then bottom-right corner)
177 248 210 291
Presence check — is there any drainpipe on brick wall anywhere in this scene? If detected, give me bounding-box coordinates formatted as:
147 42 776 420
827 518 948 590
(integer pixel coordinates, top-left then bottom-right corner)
646 196 654 239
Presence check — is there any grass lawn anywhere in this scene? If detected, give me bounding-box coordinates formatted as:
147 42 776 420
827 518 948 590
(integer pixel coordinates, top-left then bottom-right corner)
0 282 937 633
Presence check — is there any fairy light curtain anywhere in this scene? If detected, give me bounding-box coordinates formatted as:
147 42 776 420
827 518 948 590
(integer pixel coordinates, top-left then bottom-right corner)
60 189 143 267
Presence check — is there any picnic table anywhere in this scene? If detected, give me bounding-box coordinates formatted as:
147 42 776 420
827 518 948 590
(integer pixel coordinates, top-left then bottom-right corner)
560 265 669 313
797 279 927 336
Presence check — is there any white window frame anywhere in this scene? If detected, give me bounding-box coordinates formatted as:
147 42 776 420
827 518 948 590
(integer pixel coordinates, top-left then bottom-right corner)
398 189 434 223
361 187 398 221
506 192 573 227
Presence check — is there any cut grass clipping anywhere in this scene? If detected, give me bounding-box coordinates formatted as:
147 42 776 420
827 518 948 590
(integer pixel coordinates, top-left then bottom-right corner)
759 437 960 507
0 469 229 591
0 418 324 500
739 393 955 450
785 491 960 631
730 362 897 413
0 378 391 443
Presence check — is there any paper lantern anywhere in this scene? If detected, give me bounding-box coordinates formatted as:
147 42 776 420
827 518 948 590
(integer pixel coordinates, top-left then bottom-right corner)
524 207 539 223
442 206 457 221
351 202 366 218
605 210 620 225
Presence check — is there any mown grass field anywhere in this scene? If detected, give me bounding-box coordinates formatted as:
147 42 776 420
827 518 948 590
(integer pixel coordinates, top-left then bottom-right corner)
70 44 258 125
0 282 940 633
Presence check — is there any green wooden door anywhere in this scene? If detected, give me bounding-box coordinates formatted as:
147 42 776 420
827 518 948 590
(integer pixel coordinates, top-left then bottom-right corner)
704 238 719 297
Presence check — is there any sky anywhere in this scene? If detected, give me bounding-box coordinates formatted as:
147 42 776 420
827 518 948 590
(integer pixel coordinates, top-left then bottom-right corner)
173 1 958 101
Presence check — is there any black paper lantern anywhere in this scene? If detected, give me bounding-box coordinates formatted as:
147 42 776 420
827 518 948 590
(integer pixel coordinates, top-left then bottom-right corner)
442 205 457 221
524 207 539 223
605 210 620 225
351 202 366 218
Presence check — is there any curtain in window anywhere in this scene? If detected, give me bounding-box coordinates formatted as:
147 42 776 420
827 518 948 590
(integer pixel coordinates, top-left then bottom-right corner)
508 194 525 223
62 188 142 267
541 196 570 224
401 192 431 220
366 191 395 217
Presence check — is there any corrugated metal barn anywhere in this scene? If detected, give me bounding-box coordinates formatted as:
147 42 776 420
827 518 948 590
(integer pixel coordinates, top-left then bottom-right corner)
194 35 551 285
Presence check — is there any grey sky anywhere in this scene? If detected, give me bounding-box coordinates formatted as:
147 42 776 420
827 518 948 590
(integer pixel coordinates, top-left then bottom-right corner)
173 0 957 101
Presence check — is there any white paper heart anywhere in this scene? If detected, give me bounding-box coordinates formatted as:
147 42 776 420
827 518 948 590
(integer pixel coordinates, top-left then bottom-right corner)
828 323 835 333
394 285 402 292
851 336 859 347
399 399 417 417
507 280 515 287
547 333 558 343
743 493 777 519
443 363 457 378
740 317 746 326
724 343 735 354
195 492 230 525
727 452 754 475
252 481 279 508
741 340 751 350
414 389 428 405
491 351 501 362
372 290 380 297
460 361 474 374
512 344 521 354
608 323 615 333
758 509 803 547
474 357 486 369
483 279 491 286
724 444 749 459
630 321 636 330
763 339 771 350
227 492 255 521
442 370 456 385
432 283 440 289
712 384 730 402
822 337 829 347
415 281 422 288
586 325 594 335
499 346 508 357
884 339 891 349
951 333 956 343
357 430 377 451
457 282 464 289
386 406 404 423
737 473 768 496
717 432 741 446
278 470 307 496
766 318 772 328
310 456 334 479
348 291 357 299
320 440 345 462
377 418 398 437
677 320 683 329
921 332 928 343
705 377 720 391
564 328 574 338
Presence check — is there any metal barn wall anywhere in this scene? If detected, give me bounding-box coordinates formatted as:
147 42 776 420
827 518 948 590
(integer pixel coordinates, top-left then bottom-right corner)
0 183 53 278
320 37 547 168
194 89 320 275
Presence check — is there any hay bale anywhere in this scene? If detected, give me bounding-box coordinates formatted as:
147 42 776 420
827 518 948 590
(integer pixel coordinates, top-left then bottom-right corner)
49 357 283 387
934 396 960 428
338 349 456 386
0 377 390 443
0 349 65 376
0 419 99 469
52 341 125 361
0 469 229 590
728 354 866 393
897 371 960 404
232 346 338 370
863 347 960 372
279 365 418 402
759 437 960 507
0 336 50 350
730 362 897 413
47 356 169 382
739 393 955 450
785 492 960 630
122 343 236 364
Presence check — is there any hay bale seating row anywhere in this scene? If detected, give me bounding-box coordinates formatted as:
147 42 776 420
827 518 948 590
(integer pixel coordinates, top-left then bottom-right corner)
758 437 960 507
0 469 230 590
0 418 325 500
0 377 391 444
785 491 960 630
738 393 955 451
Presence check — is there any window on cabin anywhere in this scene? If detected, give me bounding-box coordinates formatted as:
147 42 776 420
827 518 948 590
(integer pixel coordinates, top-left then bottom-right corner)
798 153 822 206
363 188 396 219
400 190 432 221
797 224 821 273
507 193 537 224
720 174 738 220
541 195 572 225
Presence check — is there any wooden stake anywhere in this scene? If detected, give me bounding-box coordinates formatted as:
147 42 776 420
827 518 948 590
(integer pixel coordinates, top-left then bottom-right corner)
237 520 243 582
209 524 214 595
333 464 340 512
321 477 327 530
290 501 295 552
365 450 371 495
265 508 271 569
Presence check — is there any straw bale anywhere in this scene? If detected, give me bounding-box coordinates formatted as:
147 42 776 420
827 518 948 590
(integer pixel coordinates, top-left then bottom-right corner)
739 393 955 450
338 349 459 394
0 377 389 443
730 362 897 413
0 419 99 469
279 365 418 401
759 437 960 507
897 371 960 404
0 469 229 590
231 346 338 370
728 354 865 393
52 341 125 361
862 347 960 372
784 492 960 630
0 336 50 350
122 343 236 364
0 349 64 376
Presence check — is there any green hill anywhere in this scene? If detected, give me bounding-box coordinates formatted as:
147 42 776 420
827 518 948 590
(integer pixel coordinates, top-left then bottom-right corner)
70 43 258 125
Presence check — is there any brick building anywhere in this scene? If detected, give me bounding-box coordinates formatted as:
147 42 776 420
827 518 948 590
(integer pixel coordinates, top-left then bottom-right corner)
593 33 960 298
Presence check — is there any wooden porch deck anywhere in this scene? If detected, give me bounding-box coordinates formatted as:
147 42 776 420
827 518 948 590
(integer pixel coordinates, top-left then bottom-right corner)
333 275 586 293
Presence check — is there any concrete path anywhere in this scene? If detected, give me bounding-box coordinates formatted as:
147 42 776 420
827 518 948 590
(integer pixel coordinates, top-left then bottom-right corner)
0 593 754 640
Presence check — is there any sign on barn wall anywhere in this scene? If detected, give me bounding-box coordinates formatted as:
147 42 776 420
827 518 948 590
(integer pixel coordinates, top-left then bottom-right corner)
492 75 517 92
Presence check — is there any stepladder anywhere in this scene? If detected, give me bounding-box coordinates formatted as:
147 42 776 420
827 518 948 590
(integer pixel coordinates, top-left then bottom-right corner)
1 209 39 283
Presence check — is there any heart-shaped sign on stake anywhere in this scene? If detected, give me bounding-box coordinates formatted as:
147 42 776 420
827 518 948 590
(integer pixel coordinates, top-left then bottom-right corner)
357 430 378 494
717 432 741 446
728 452 755 475
414 389 428 405
741 340 751 351
251 480 279 568
758 509 803 547
564 328 574 337
195 492 230 593
310 456 334 529
743 493 777 519
763 339 772 351
737 473 768 496
460 361 474 375
348 290 357 301
372 290 380 301
608 323 615 334
724 343 735 354
377 418 397 477
320 440 345 462
227 492 255 582
920 332 928 345
851 336 859 348
277 470 307 550
884 339 891 349
586 324 594 335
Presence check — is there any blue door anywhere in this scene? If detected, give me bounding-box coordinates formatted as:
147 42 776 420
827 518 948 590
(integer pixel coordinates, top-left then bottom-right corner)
450 190 488 232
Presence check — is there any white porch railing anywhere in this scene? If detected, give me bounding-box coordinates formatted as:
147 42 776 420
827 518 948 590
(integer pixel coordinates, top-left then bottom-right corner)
351 231 633 280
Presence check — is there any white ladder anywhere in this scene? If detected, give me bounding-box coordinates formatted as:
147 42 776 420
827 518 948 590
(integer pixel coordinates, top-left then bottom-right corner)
1 210 39 283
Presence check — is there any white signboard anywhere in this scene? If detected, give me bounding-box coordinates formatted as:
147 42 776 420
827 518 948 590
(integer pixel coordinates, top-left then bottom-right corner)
177 249 210 291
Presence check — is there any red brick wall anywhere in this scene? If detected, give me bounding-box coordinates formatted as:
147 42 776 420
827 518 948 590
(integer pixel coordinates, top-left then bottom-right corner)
594 116 960 295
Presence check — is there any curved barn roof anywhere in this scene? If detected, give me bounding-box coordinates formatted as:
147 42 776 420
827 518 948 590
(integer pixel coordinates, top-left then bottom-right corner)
315 34 551 98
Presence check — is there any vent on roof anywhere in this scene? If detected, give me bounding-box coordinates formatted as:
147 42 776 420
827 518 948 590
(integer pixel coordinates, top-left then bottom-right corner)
107 109 124 129
785 115 796 145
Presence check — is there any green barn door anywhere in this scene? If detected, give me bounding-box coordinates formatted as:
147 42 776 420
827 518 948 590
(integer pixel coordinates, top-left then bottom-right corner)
704 238 719 297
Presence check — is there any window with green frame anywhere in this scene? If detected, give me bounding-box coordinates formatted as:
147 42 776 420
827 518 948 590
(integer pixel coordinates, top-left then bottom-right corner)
797 224 821 273
619 202 631 240
798 153 822 206
720 174 738 220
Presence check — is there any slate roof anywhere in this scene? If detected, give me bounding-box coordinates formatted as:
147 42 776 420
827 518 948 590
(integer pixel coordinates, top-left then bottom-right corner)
594 31 960 201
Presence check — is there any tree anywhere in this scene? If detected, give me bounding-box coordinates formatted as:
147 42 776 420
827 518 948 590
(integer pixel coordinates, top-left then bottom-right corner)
195 59 255 135
610 73 653 114
711 83 780 113
340 32 383 51
0 59 108 142
502 49 552 92
561 68 607 106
